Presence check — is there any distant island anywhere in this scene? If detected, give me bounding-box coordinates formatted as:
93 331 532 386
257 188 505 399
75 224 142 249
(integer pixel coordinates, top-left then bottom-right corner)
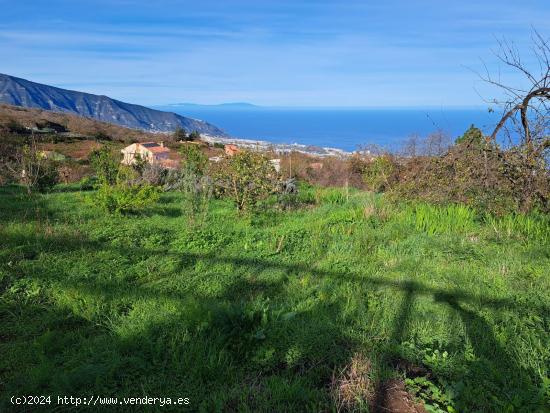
164 102 260 109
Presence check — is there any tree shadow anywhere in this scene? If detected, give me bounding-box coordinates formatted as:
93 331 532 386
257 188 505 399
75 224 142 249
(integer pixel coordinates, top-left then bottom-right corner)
1 248 353 411
1 226 548 411
434 293 545 412
51 184 89 193
371 281 417 412
148 205 184 218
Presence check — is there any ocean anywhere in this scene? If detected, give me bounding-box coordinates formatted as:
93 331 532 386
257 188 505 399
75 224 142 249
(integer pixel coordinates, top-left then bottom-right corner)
155 106 500 152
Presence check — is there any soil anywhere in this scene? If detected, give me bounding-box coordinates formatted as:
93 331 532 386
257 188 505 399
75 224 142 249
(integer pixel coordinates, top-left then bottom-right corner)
371 379 427 413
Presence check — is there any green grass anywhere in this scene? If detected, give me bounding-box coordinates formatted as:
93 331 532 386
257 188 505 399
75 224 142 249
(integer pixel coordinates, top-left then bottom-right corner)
406 203 478 235
1 185 549 412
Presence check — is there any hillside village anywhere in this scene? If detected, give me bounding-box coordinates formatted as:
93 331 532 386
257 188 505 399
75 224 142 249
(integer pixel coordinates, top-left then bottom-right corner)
0 104 343 187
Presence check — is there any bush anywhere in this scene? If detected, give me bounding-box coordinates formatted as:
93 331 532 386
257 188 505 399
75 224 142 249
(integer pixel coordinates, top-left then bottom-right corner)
30 161 58 193
188 130 201 141
212 151 277 211
164 167 213 224
78 176 98 191
94 167 160 214
363 155 398 192
390 127 550 215
455 124 484 146
139 163 167 186
17 143 59 193
88 146 119 185
173 127 188 141
179 145 207 175
391 139 520 215
5 119 27 134
276 178 300 210
92 131 112 142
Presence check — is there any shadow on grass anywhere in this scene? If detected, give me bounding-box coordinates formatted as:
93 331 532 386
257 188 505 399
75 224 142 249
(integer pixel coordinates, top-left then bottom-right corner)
165 251 548 411
51 184 89 193
1 215 548 411
0 189 50 224
148 205 184 218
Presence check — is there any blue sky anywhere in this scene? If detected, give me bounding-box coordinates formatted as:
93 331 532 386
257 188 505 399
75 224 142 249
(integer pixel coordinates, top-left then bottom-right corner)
0 0 548 106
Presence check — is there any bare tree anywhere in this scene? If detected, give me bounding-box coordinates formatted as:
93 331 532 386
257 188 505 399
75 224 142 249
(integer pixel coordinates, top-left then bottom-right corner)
480 29 549 152
423 130 452 156
6 136 58 193
399 131 451 157
386 31 549 213
401 134 421 158
477 29 550 211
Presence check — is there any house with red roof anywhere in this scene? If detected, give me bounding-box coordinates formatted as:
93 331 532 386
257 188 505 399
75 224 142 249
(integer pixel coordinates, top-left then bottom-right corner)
121 142 172 167
224 144 241 156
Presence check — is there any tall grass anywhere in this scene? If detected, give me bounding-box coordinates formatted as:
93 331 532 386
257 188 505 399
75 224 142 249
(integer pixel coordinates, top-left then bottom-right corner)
317 187 349 205
485 212 550 243
405 203 477 235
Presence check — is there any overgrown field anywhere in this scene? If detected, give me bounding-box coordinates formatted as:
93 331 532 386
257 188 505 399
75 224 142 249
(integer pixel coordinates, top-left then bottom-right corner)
1 185 549 412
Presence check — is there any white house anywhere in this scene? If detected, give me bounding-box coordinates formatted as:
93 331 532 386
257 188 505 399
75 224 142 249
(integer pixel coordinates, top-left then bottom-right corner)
269 158 281 173
121 142 170 166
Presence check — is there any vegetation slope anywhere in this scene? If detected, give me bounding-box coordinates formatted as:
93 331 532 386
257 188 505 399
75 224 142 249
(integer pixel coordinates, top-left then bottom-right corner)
1 185 549 412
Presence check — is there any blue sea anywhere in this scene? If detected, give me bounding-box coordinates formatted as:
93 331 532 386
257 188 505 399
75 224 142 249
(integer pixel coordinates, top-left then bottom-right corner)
155 106 500 152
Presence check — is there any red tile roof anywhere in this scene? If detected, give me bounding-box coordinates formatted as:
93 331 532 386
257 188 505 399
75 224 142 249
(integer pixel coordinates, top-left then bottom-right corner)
139 142 170 153
224 144 240 156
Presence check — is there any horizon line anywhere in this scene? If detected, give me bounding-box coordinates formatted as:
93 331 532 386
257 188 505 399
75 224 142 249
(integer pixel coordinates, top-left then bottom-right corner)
151 103 493 111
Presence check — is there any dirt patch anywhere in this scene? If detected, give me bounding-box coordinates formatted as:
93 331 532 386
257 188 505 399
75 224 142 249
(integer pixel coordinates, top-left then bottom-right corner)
371 378 427 413
331 354 428 413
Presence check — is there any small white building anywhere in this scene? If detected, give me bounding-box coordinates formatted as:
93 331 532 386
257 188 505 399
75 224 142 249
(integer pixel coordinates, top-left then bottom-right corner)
121 142 170 166
269 158 281 173
209 156 223 163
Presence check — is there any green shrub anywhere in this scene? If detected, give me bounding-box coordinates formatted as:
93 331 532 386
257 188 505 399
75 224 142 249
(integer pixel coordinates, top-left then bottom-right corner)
131 153 148 175
455 124 484 146
188 130 201 141
88 145 119 185
92 131 112 142
78 176 98 191
179 145 208 175
164 167 212 224
213 151 277 211
363 155 397 192
34 162 59 193
173 126 188 141
93 167 160 214
273 178 299 210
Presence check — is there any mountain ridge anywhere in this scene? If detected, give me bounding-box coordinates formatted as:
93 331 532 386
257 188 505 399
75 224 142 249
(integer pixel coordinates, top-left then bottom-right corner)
0 74 226 136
